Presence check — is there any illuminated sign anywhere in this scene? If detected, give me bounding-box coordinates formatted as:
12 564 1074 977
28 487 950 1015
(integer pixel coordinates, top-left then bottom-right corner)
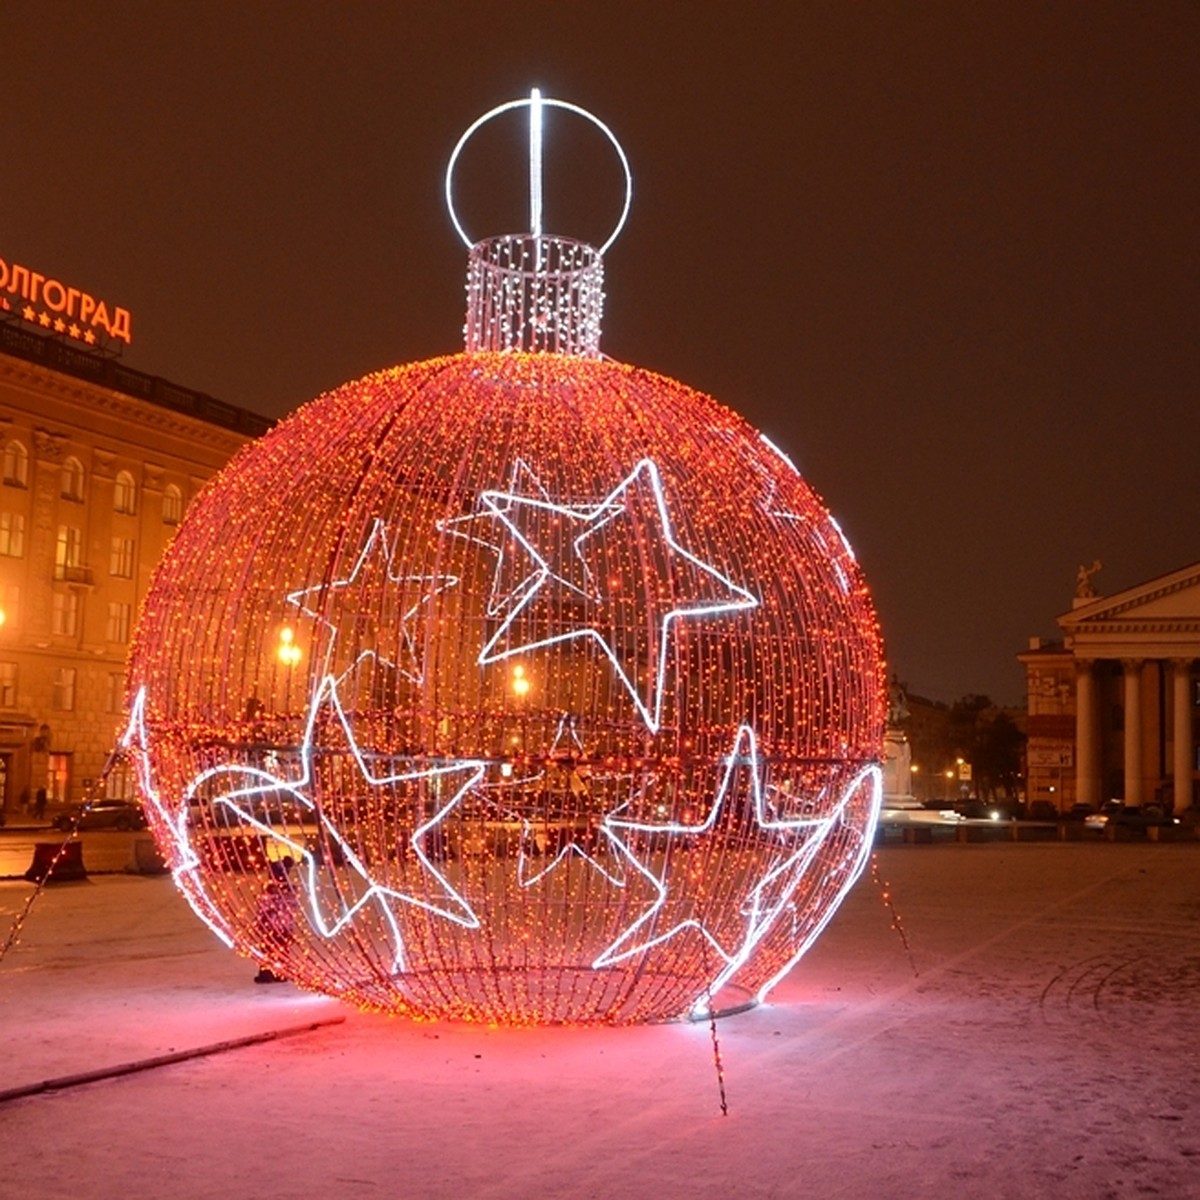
0 256 132 346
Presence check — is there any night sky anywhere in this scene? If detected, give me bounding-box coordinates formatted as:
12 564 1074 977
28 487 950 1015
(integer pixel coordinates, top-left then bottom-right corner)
6 2 1198 705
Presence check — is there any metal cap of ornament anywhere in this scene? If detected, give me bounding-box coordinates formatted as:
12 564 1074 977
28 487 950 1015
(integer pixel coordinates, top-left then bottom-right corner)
445 89 632 358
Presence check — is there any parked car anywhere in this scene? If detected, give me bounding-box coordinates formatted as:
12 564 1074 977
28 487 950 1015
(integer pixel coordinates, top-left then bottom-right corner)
954 797 1019 821
1084 802 1116 831
1084 803 1176 833
878 799 962 825
53 799 147 832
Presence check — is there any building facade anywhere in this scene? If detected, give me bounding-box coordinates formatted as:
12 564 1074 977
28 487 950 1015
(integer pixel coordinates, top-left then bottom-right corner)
1020 562 1200 815
0 322 268 817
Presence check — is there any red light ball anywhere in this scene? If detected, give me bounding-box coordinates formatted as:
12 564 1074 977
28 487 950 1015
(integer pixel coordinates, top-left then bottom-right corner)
128 351 885 1023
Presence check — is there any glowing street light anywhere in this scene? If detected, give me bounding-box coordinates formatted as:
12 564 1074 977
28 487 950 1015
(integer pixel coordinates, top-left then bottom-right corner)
510 663 531 697
276 626 302 666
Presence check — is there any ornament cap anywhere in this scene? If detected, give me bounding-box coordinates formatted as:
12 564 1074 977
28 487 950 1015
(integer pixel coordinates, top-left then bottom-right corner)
447 90 632 357
464 234 604 356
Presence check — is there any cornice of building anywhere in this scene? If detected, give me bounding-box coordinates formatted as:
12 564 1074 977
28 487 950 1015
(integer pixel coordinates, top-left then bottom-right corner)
0 355 251 457
1067 618 1200 637
1058 561 1200 631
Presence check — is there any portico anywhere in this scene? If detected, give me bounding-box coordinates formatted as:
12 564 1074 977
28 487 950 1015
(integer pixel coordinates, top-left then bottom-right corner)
1021 561 1200 814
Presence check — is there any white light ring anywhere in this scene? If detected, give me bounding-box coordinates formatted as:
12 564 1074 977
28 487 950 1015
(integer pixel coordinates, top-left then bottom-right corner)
445 94 633 256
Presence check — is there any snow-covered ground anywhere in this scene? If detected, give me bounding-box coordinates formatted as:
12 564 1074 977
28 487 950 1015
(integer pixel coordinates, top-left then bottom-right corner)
2 841 1197 1199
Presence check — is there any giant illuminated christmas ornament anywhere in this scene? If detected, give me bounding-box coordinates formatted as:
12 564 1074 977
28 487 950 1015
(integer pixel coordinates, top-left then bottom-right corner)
126 92 885 1024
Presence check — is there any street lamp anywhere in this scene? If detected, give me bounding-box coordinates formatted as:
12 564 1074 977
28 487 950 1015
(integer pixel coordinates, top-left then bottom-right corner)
510 663 531 697
276 626 302 666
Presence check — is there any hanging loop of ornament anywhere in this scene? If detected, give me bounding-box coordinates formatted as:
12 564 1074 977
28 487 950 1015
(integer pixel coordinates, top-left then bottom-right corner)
444 90 633 254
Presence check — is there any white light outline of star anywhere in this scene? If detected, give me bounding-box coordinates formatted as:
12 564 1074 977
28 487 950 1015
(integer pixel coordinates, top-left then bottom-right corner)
120 690 235 949
593 724 880 1014
179 765 410 971
476 713 627 888
438 458 622 616
467 457 760 733
286 516 459 686
737 762 880 1012
131 674 487 973
250 672 484 926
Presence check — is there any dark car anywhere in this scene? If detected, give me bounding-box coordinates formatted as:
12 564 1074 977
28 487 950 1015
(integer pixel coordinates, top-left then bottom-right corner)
53 799 147 832
1085 803 1176 834
954 797 1019 821
1027 800 1060 822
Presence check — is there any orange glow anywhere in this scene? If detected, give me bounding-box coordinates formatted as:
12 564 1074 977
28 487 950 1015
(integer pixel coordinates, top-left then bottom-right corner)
276 626 302 666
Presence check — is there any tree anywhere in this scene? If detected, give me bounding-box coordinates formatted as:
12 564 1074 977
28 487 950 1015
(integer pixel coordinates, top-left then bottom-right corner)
971 711 1026 802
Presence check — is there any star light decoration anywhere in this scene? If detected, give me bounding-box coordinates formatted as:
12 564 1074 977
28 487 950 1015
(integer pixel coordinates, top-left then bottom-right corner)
125 92 885 1024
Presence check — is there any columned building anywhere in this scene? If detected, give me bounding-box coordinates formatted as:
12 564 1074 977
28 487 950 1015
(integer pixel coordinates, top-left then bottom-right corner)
0 321 269 817
1020 562 1200 814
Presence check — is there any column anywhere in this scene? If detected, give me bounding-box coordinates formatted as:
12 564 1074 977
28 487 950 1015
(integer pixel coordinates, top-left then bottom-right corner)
1075 658 1101 809
1173 659 1194 815
1122 659 1144 807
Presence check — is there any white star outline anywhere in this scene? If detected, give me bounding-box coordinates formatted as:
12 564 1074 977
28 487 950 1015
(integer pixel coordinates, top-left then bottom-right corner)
476 714 627 888
127 677 486 974
286 516 459 686
447 457 760 733
439 458 620 618
732 773 880 1014
593 723 881 1014
119 690 235 949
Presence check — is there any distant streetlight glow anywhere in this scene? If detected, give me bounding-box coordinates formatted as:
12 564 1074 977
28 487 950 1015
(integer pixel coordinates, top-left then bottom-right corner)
510 663 531 697
276 626 302 666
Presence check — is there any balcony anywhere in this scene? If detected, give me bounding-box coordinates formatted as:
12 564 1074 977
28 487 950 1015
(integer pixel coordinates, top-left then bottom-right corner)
55 565 95 588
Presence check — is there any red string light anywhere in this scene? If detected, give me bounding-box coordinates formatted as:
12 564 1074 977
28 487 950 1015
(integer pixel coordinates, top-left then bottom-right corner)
870 851 919 977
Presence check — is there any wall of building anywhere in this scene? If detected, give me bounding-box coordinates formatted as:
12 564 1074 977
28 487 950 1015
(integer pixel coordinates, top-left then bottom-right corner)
0 342 256 815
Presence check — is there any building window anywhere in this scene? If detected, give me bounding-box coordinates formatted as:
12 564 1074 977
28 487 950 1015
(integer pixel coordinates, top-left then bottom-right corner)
107 671 125 714
61 456 86 502
48 752 71 802
52 590 79 637
55 524 83 578
0 511 25 557
106 601 132 644
0 585 19 627
52 667 76 711
113 470 137 515
0 661 16 707
106 761 133 802
162 484 183 526
110 536 135 578
2 441 28 487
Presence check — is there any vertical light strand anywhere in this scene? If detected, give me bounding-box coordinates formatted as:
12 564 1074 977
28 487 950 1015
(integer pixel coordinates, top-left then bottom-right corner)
528 88 544 241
